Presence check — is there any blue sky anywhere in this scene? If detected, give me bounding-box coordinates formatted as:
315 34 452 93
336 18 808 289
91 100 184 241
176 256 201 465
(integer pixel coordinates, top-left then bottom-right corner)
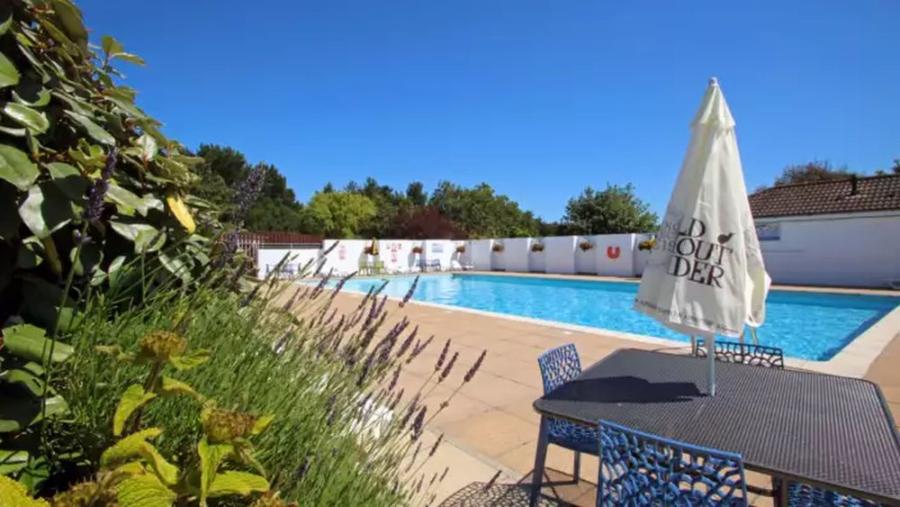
78 0 898 219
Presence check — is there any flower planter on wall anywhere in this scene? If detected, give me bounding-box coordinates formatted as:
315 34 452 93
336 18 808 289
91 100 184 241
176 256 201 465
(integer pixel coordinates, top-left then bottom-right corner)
575 235 600 274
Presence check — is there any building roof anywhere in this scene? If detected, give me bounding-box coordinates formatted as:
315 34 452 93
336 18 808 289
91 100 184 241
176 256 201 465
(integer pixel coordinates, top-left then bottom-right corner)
748 174 900 218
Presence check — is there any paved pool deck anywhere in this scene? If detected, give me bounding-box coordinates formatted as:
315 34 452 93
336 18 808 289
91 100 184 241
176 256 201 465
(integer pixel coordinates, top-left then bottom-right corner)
322 273 900 506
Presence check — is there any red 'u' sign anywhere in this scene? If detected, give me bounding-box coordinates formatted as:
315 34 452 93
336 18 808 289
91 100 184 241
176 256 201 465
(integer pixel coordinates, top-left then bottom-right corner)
607 246 621 259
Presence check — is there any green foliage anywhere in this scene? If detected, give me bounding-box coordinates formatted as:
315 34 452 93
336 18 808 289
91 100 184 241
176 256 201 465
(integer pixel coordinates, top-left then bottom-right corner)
428 181 541 238
0 0 216 328
192 145 307 232
562 184 657 235
772 161 857 187
51 265 486 505
304 191 377 238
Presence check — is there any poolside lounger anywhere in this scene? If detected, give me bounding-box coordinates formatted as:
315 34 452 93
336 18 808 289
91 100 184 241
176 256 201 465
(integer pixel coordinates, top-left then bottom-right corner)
598 419 749 506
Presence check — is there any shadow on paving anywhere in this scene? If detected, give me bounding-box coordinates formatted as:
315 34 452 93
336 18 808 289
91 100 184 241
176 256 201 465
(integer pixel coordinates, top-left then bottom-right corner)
439 469 595 506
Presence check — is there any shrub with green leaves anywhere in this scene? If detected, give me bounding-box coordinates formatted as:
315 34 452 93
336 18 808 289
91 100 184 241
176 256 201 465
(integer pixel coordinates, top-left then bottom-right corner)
48 267 486 506
0 0 216 330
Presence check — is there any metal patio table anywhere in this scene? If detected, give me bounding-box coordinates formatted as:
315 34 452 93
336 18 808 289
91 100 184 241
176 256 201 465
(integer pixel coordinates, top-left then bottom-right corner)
530 349 900 506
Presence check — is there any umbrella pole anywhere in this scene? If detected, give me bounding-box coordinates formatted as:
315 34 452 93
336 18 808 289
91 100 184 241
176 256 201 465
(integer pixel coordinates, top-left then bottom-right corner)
707 334 716 396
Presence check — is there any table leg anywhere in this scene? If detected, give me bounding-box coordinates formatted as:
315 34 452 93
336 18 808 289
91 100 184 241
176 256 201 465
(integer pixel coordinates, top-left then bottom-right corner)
529 416 550 507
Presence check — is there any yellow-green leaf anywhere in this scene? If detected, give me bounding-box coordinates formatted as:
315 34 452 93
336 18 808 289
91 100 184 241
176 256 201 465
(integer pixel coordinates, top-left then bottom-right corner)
160 376 204 401
0 475 49 507
170 349 210 371
115 473 175 507
0 16 11 36
0 51 20 89
113 384 157 436
0 144 38 190
165 194 196 234
2 103 49 134
197 437 234 503
207 471 269 498
101 428 179 485
250 415 274 436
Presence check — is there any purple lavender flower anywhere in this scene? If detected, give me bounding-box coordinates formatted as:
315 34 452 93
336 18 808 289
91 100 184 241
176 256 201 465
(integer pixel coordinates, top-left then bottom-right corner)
330 271 356 300
396 326 417 359
464 350 487 383
434 339 451 372
484 470 502 490
387 366 401 392
84 148 117 222
400 275 419 307
429 433 444 457
389 388 404 410
400 393 420 427
233 164 266 224
439 352 459 382
410 406 427 441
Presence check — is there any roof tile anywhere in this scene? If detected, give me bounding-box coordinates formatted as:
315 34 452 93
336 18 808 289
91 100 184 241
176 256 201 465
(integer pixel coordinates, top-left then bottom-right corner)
748 174 900 218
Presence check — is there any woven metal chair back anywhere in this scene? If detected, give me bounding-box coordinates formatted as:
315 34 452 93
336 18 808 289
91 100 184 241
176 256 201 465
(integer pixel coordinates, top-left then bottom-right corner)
787 482 880 507
598 419 749 506
694 338 785 369
538 344 582 394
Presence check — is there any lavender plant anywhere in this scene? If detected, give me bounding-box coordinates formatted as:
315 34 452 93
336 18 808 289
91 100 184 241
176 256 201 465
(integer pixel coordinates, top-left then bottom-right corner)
49 261 486 506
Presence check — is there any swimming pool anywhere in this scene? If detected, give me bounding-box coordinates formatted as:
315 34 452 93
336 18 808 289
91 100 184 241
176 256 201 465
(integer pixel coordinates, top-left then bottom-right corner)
334 273 899 361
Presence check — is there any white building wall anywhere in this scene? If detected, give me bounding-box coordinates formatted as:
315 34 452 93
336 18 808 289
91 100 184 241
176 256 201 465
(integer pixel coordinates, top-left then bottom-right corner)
544 236 577 274
757 212 900 288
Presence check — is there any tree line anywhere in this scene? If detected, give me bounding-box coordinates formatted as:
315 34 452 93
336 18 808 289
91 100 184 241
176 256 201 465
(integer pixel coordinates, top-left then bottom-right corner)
192 144 899 239
191 144 659 238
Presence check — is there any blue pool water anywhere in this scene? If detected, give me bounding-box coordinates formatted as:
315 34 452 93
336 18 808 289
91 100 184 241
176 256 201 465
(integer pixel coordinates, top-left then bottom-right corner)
333 274 899 361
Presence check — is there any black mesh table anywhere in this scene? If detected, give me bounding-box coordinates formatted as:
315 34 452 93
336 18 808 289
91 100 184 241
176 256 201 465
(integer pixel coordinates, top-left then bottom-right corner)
530 349 900 505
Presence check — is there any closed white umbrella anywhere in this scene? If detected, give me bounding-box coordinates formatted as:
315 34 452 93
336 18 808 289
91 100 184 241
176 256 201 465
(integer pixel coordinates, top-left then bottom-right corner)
634 78 770 396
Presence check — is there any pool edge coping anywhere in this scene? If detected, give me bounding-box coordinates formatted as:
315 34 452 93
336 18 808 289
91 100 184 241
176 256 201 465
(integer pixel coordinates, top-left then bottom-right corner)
317 272 900 378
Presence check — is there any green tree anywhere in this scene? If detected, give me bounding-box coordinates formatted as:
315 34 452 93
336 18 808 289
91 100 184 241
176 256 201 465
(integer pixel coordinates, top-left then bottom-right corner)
405 181 428 206
193 145 307 231
429 181 540 238
563 184 657 234
305 191 377 238
772 161 856 187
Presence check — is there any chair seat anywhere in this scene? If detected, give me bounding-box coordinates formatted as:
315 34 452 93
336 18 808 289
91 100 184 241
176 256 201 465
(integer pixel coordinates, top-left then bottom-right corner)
548 417 598 454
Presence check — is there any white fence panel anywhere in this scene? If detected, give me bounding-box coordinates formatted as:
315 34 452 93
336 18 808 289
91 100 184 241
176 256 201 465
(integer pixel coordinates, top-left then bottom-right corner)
544 236 577 274
595 234 637 277
257 247 320 279
469 239 493 270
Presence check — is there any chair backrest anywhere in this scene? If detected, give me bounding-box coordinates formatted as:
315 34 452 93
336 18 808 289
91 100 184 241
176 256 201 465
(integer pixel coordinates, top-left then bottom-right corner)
694 338 785 369
598 419 749 506
537 344 582 395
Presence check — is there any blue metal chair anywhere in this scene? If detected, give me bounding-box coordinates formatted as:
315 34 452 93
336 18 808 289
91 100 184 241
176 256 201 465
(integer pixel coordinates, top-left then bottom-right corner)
785 482 880 506
537 344 597 480
694 338 785 369
597 419 749 506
